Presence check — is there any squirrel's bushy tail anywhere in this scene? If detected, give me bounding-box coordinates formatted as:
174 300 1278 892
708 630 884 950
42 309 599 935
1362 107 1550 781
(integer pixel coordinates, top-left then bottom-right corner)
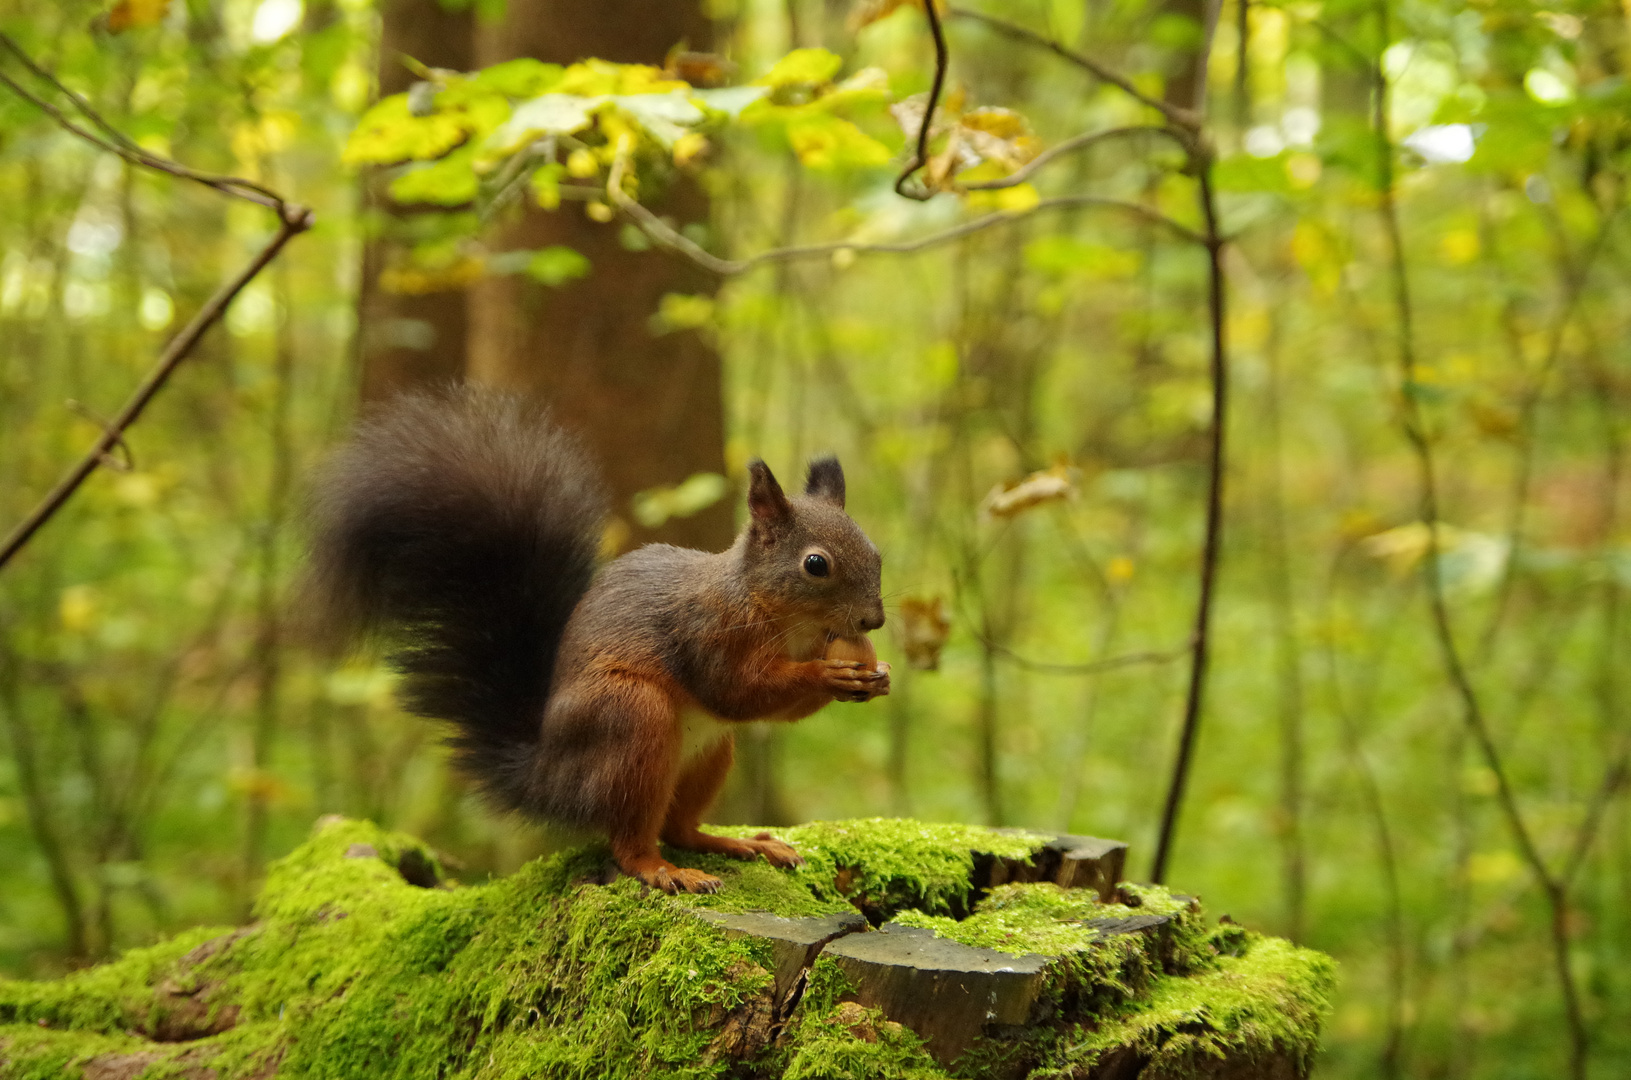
305 385 604 813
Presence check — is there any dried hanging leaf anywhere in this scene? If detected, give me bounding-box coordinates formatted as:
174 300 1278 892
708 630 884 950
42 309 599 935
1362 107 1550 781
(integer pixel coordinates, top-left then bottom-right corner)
891 93 1039 192
979 463 1078 520
664 49 734 88
105 0 170 31
957 107 1042 171
848 0 947 32
899 596 951 671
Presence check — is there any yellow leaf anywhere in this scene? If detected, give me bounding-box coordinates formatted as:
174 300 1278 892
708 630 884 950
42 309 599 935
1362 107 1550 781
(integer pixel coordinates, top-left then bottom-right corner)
673 131 710 167
1440 228 1480 265
756 48 845 89
786 115 892 170
959 106 1029 141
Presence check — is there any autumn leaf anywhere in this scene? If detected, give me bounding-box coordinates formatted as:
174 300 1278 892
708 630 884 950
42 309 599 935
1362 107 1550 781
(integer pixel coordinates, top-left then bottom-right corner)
105 0 169 32
979 463 1078 520
899 596 951 671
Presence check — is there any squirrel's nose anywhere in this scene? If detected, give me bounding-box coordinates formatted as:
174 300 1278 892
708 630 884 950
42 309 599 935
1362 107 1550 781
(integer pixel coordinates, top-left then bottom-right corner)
859 610 885 632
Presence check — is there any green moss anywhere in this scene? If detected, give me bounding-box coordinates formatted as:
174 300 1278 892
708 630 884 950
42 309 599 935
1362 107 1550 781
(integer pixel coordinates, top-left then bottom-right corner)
775 958 949 1080
1035 932 1338 1078
0 818 1334 1080
716 818 1049 920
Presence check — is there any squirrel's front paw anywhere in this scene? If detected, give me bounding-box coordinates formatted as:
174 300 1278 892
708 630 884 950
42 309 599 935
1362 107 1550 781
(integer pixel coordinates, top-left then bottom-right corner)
821 658 890 702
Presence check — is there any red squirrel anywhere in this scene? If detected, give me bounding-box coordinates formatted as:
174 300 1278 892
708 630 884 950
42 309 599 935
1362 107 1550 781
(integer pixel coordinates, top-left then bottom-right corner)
305 386 890 894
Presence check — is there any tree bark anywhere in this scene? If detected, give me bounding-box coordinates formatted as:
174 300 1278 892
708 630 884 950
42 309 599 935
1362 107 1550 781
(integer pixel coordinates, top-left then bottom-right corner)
467 0 733 553
355 0 475 403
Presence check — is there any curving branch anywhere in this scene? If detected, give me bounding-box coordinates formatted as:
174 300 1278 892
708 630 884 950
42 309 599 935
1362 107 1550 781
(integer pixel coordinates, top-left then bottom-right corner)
894 0 951 200
0 204 314 570
0 36 314 571
606 137 1201 276
947 6 1199 132
960 125 1182 191
0 34 290 213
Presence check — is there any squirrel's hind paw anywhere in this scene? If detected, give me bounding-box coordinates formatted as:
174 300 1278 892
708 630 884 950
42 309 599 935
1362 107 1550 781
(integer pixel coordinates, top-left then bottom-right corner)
636 864 723 895
746 832 805 869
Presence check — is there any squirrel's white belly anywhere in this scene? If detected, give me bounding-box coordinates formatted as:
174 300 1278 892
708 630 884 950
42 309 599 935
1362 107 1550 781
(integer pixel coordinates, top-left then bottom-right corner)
677 706 731 764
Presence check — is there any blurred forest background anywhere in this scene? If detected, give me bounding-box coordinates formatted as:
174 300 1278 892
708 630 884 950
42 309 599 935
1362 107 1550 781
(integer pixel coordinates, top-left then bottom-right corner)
0 0 1628 1076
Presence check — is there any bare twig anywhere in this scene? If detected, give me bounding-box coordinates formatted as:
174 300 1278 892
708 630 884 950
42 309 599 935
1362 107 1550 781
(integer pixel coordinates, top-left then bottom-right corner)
607 137 1201 273
960 125 1181 190
936 4 1228 884
948 6 1199 131
980 635 1193 675
895 0 951 200
1365 3 1590 1070
0 203 313 570
0 36 315 570
1480 208 1618 654
1150 158 1227 885
0 35 288 212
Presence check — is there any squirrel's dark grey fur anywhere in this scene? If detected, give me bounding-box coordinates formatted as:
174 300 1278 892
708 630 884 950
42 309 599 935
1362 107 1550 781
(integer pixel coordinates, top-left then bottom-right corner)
303 386 606 814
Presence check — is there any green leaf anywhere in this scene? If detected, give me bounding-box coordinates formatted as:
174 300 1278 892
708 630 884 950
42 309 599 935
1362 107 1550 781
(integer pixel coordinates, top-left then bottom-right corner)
345 94 470 166
1023 237 1141 279
756 48 845 89
694 86 770 117
1213 152 1293 195
784 114 892 170
631 472 728 528
472 58 564 98
525 246 592 286
487 94 599 156
650 293 716 334
388 146 481 205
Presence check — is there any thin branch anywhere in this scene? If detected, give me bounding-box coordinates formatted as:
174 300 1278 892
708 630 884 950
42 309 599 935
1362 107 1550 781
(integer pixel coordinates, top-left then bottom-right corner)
947 6 1199 131
607 139 1201 275
0 36 287 212
895 0 951 200
1366 5 1589 1071
960 125 1181 190
978 635 1193 675
0 203 313 570
1150 158 1228 885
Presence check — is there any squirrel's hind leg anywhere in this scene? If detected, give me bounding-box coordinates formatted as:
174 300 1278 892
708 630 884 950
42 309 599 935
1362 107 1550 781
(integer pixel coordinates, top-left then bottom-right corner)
568 676 722 895
662 737 805 869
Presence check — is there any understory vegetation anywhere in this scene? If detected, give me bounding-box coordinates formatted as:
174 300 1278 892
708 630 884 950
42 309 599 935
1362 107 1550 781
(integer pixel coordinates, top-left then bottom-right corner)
0 0 1627 1076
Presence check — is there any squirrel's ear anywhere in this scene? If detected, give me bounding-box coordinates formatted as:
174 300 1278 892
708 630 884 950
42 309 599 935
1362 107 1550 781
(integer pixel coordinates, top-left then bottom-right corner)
804 457 845 508
747 459 792 530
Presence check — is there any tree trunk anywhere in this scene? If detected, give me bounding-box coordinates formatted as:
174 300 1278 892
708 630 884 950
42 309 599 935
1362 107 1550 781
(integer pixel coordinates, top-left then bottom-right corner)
467 0 733 553
355 0 474 403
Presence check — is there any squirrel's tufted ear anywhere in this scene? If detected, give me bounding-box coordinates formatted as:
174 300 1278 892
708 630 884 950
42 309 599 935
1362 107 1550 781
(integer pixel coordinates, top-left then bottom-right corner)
747 459 792 530
804 457 845 508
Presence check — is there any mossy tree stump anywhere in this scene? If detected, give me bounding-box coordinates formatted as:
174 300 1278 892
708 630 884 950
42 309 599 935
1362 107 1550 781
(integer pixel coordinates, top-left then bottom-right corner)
0 818 1334 1079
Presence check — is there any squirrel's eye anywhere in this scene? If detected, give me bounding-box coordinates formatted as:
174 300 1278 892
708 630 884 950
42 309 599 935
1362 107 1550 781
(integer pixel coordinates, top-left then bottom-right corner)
803 553 830 578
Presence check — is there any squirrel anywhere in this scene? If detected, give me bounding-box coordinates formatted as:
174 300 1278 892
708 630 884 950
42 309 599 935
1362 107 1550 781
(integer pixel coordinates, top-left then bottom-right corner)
304 385 890 894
